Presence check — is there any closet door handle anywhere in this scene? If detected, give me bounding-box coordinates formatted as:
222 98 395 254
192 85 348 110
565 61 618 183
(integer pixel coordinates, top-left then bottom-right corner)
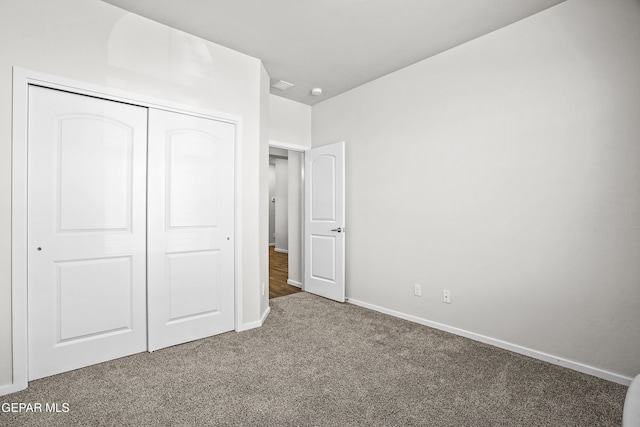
331 227 343 233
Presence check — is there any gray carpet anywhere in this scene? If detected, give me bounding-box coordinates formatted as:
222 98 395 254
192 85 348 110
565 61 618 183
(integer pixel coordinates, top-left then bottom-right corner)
1 292 627 426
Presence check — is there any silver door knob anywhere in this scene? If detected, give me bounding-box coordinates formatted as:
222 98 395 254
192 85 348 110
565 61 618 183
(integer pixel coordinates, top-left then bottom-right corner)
331 227 343 233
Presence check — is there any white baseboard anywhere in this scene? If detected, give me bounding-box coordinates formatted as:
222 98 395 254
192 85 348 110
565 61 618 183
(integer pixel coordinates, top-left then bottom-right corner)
0 382 27 397
287 279 302 288
236 306 271 332
346 298 632 386
274 248 288 254
268 243 275 247
261 305 271 326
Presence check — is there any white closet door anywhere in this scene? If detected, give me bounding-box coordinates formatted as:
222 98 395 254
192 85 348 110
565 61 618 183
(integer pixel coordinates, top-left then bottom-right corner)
27 86 148 380
147 109 235 352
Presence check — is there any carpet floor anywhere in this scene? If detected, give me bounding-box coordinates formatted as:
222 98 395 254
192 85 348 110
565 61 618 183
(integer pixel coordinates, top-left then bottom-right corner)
1 292 627 426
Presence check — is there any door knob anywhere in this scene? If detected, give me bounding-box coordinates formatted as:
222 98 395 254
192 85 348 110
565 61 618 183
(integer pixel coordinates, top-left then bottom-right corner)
331 227 343 233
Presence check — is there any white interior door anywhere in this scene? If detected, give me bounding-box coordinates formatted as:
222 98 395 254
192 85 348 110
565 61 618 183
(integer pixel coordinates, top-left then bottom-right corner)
27 86 148 380
147 109 236 352
304 142 345 302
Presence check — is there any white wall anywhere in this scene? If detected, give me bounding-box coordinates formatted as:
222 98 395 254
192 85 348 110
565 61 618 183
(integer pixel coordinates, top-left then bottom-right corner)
312 0 640 380
259 65 270 320
0 0 267 389
269 164 276 245
269 95 312 148
287 151 303 285
275 159 289 252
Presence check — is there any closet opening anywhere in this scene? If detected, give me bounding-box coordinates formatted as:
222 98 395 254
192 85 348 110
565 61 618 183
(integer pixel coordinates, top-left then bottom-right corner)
9 68 243 395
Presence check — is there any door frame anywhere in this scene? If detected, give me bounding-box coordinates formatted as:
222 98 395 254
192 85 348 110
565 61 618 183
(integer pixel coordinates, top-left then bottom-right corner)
7 67 244 395
269 140 308 291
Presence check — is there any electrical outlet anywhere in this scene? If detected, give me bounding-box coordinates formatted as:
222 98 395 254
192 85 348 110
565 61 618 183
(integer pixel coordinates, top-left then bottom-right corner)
414 284 422 297
443 289 451 304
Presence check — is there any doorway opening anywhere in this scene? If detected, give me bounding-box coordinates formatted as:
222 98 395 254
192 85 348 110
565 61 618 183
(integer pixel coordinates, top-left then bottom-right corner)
268 147 303 299
267 140 345 303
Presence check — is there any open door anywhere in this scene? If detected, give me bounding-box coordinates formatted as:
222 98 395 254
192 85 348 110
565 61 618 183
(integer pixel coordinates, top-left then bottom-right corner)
304 142 345 302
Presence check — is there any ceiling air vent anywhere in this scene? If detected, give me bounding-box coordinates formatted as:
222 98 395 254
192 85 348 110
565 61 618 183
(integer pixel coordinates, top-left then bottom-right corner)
271 80 294 91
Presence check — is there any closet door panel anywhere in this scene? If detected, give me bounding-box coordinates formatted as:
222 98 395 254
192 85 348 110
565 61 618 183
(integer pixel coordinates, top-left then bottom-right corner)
27 86 148 380
147 109 235 351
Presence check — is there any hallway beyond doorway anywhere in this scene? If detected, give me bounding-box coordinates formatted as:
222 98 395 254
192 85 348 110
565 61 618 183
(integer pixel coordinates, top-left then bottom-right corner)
269 246 301 299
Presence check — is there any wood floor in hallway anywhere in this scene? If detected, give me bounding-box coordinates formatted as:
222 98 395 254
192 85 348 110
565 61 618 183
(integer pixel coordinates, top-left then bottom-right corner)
269 246 302 299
